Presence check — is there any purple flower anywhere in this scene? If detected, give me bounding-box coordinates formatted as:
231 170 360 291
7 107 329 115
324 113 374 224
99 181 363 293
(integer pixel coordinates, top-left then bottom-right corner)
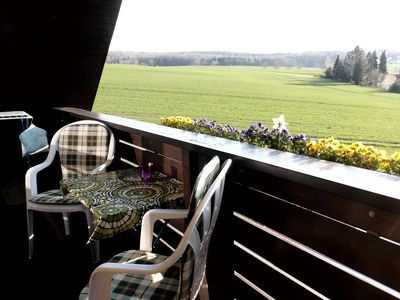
280 129 289 136
244 129 253 136
292 133 308 141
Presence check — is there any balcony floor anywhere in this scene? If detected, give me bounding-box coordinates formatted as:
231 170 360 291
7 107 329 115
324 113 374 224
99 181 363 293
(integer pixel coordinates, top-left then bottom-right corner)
1 199 140 300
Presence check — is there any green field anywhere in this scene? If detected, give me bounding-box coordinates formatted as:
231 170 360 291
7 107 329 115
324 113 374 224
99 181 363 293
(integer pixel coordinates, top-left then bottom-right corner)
94 64 400 153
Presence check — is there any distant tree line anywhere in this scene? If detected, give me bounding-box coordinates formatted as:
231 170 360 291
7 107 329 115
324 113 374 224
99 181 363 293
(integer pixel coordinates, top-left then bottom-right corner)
106 51 345 68
106 50 400 92
324 46 400 93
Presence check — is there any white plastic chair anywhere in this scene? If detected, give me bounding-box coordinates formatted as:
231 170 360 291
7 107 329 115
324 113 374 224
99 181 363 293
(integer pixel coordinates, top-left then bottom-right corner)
79 156 232 300
25 120 116 262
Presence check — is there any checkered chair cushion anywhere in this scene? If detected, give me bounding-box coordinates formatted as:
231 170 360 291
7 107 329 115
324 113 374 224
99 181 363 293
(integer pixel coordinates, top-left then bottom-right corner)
186 156 220 225
59 124 110 179
178 248 194 300
80 247 194 300
29 189 79 205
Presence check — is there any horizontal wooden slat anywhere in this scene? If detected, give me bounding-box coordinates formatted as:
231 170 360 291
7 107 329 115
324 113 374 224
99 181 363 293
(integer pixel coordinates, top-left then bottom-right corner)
153 220 183 250
232 275 268 300
233 184 400 291
234 217 396 299
131 134 184 180
231 166 400 243
234 245 324 299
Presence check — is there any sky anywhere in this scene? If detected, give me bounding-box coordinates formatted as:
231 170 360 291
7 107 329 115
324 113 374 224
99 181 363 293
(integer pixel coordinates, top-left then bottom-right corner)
109 0 400 54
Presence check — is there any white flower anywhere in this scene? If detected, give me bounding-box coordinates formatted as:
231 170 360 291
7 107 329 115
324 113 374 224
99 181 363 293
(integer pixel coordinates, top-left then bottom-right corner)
272 114 288 131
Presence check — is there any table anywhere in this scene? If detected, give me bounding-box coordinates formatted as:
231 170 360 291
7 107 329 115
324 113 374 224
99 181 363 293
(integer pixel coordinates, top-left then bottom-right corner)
61 168 184 241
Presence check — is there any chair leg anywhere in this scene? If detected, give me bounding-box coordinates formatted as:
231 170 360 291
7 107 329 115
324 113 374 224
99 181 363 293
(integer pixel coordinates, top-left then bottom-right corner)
62 212 71 235
199 276 210 300
27 209 34 259
85 210 100 263
90 240 100 263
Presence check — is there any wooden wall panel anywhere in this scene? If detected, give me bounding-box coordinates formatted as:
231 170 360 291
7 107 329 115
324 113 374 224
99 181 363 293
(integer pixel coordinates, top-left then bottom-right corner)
233 217 395 299
1 1 122 202
232 166 400 243
1 0 122 123
233 246 323 299
130 133 184 180
233 184 400 296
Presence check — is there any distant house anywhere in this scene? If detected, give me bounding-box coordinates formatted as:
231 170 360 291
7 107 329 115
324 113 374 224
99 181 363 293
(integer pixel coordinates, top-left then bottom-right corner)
378 74 397 90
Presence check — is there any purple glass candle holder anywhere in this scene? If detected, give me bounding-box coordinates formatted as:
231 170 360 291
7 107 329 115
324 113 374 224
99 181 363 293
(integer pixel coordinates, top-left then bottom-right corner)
140 162 154 183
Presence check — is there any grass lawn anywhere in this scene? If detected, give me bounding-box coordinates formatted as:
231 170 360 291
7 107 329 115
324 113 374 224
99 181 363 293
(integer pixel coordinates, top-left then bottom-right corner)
94 64 400 153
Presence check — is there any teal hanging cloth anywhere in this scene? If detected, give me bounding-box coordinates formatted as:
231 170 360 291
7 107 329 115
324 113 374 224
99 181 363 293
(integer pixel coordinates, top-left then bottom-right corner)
19 123 49 157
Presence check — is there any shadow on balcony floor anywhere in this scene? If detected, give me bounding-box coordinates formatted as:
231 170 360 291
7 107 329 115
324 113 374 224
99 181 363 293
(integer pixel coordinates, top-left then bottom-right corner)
1 199 140 300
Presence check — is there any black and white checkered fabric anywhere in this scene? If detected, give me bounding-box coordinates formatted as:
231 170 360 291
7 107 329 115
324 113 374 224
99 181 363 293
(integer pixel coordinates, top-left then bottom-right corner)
29 189 79 205
80 248 194 300
59 124 110 179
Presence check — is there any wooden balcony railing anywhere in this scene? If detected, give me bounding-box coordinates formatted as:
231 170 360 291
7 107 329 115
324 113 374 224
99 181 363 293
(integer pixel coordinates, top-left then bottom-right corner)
56 107 400 300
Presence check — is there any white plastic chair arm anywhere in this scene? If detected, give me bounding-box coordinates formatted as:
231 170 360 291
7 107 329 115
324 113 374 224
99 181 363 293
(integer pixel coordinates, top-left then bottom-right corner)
25 154 57 199
88 259 174 300
140 209 188 251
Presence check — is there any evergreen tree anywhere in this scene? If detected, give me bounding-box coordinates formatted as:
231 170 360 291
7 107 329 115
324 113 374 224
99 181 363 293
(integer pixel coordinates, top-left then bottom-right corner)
371 51 378 69
334 55 350 82
365 51 379 86
343 46 365 84
324 66 334 79
379 51 388 74
354 46 366 84
353 60 363 85
389 81 400 93
366 51 378 72
332 55 342 80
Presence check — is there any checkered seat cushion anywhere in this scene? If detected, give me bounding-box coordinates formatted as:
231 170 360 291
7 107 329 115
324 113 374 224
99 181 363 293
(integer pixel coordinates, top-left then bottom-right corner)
80 248 194 300
29 189 80 205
